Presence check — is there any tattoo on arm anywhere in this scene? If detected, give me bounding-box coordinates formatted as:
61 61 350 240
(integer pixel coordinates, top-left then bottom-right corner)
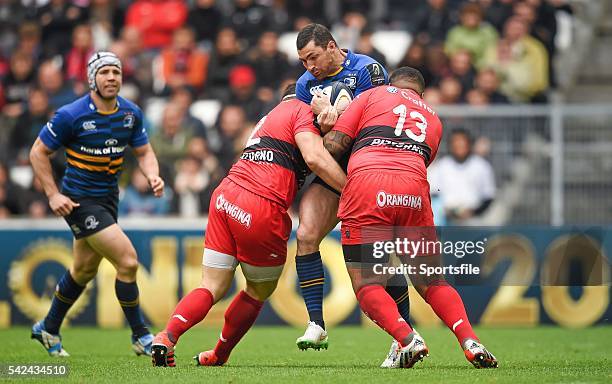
323 131 353 161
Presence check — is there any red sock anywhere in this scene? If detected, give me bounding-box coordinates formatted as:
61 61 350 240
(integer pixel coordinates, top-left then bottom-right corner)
356 285 413 346
425 283 478 344
166 288 214 343
214 290 263 362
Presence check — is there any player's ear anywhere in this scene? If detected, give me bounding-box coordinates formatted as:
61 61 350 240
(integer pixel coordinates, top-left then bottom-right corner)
327 40 336 51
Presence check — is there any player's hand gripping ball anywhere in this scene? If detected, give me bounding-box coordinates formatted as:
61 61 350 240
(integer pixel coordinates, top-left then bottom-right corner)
321 81 353 115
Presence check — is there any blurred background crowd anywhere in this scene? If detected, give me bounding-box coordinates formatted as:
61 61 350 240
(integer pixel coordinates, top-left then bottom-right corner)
0 0 580 220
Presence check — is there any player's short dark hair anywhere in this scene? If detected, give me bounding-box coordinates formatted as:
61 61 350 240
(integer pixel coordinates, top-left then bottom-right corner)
296 23 336 50
282 83 297 99
389 67 426 94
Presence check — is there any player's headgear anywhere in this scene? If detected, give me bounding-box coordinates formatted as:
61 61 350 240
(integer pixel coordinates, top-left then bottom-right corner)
87 51 122 92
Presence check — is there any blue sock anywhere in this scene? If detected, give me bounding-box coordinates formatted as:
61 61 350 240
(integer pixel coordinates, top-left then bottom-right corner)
385 274 412 327
296 252 325 329
115 279 148 337
44 271 85 334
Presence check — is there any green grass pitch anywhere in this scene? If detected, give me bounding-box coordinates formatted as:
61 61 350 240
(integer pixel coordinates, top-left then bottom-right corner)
3 326 611 383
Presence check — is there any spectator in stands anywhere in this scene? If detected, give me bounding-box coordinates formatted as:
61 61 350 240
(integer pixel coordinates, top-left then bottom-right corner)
215 104 249 171
411 0 454 45
266 0 291 33
225 65 266 123
125 0 188 51
37 60 77 111
426 44 451 85
206 27 244 99
439 76 463 103
10 88 52 160
0 0 26 58
173 137 221 216
397 42 433 86
246 31 291 103
119 26 154 96
169 86 207 139
287 0 328 28
24 176 53 218
356 26 387 68
119 168 172 216
449 49 477 95
187 0 223 46
423 86 443 106
465 88 490 106
36 0 88 58
479 0 514 32
445 2 498 69
0 161 25 216
474 68 510 103
228 0 271 47
159 26 209 94
332 11 368 50
483 16 549 102
428 128 496 225
2 50 35 111
65 24 95 94
515 0 558 86
151 102 205 167
88 0 126 43
15 22 43 65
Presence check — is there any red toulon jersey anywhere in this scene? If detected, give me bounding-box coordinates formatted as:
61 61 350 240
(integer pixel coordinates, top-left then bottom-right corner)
332 86 443 180
227 98 319 209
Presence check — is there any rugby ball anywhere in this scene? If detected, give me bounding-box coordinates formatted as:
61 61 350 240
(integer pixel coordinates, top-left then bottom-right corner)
322 81 353 115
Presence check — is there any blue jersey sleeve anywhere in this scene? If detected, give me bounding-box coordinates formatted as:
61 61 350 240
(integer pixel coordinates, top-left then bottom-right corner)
296 77 313 104
129 107 149 148
355 62 388 96
38 109 73 150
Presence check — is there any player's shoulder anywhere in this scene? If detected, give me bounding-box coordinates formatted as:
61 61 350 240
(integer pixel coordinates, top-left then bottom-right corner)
117 96 143 114
296 70 316 87
279 98 311 118
345 50 381 70
57 94 91 120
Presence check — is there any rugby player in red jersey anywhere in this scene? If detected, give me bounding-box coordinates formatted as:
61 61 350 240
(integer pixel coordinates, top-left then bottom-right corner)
323 67 498 369
151 85 346 367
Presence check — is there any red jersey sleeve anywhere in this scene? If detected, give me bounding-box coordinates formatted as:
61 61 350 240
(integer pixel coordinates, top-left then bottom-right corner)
293 102 319 135
332 90 371 139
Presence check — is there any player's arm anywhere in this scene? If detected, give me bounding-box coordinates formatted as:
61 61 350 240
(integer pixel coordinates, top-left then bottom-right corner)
296 131 346 193
355 62 388 95
132 143 164 197
322 89 368 161
29 138 80 216
322 130 354 162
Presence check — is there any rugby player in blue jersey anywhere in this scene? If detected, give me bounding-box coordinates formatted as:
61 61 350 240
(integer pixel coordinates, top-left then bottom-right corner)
29 52 164 357
293 24 413 366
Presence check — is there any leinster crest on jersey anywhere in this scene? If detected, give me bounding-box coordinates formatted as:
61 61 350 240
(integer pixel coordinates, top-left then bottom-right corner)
123 113 135 129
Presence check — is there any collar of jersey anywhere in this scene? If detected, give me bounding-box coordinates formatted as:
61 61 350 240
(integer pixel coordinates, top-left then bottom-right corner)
326 49 354 78
87 94 120 115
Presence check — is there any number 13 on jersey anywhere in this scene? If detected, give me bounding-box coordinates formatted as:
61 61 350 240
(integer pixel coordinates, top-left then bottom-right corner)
393 104 427 143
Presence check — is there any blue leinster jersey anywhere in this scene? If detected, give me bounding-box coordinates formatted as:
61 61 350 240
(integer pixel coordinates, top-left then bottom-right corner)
296 50 388 104
38 94 148 197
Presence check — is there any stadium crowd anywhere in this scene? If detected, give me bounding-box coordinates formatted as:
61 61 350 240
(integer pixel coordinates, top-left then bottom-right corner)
0 0 574 218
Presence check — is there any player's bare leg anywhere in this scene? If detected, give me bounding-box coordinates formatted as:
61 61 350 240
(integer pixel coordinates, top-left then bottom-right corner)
85 224 154 355
195 277 279 366
409 255 498 368
31 238 102 357
344 261 428 368
152 264 235 367
295 183 339 350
